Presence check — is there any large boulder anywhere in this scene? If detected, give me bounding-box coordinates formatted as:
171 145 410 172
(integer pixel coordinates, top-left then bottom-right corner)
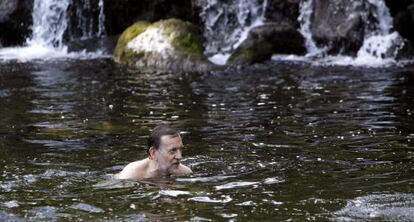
113 18 212 72
310 0 370 55
227 22 306 65
0 0 33 46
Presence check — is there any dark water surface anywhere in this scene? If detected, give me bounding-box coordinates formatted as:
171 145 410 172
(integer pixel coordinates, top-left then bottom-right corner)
1 59 414 221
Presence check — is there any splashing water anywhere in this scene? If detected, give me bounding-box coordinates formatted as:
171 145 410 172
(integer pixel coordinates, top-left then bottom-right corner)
29 0 70 48
0 0 107 61
276 0 411 67
297 0 325 57
354 0 404 66
199 0 268 65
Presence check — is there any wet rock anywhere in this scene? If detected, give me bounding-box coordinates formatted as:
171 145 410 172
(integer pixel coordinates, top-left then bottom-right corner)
264 0 301 27
103 0 200 36
0 0 33 46
113 18 212 73
311 0 372 55
228 22 305 65
395 38 414 60
0 1 18 22
387 1 414 46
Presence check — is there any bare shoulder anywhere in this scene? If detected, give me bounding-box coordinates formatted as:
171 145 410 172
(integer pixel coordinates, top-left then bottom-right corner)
115 159 148 180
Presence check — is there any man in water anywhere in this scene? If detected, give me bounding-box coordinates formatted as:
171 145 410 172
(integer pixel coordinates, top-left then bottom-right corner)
115 124 192 180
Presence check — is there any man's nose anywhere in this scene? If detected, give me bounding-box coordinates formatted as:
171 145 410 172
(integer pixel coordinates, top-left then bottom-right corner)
175 150 182 159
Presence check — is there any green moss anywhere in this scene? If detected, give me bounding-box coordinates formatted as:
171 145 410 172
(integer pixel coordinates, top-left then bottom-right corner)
113 21 150 62
228 42 274 65
172 32 204 56
122 48 145 65
153 18 204 57
228 48 255 64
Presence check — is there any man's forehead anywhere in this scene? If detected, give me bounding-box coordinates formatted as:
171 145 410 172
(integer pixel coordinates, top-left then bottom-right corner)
160 134 182 145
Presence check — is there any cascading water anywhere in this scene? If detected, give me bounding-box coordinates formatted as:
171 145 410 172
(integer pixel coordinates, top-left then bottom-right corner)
0 0 107 61
354 0 404 65
69 0 106 40
199 0 268 65
287 0 407 67
97 0 106 37
297 0 325 57
28 0 70 50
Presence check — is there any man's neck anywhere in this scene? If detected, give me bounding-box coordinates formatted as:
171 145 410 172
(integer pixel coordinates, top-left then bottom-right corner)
146 158 170 178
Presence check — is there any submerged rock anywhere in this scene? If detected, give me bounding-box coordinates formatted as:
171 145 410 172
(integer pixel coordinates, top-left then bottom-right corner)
114 18 212 72
228 22 305 65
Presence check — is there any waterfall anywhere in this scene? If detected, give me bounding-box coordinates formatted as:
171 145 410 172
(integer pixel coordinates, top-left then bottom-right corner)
355 0 403 64
294 0 406 67
297 0 325 57
70 0 106 40
0 0 107 61
199 0 268 65
97 0 106 37
28 0 70 48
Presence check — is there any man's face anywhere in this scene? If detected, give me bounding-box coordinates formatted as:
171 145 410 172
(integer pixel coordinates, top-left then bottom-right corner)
155 135 183 173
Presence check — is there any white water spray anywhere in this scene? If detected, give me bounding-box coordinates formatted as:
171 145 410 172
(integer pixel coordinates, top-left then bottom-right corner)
354 0 403 65
297 0 325 57
29 0 70 48
276 0 408 67
0 0 107 61
199 0 268 65
97 0 106 37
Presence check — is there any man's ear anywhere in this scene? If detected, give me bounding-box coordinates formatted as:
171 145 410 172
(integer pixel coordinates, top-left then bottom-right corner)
149 147 157 160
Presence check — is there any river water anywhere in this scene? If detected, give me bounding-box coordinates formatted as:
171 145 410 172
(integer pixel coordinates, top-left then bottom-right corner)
0 58 414 221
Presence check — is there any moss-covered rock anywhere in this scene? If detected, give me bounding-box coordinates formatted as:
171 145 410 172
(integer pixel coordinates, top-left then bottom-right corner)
113 18 212 73
113 21 151 62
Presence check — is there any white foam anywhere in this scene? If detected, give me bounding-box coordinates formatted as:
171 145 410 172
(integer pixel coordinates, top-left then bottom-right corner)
208 53 231 65
159 190 191 197
189 195 233 203
215 181 259 190
271 54 402 68
287 0 413 68
0 0 108 62
334 194 414 221
0 45 107 62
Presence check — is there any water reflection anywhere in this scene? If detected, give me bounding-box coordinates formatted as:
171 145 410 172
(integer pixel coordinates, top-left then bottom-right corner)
0 59 414 220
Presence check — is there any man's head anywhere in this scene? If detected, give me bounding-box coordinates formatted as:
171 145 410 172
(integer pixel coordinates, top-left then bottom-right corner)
147 125 184 173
